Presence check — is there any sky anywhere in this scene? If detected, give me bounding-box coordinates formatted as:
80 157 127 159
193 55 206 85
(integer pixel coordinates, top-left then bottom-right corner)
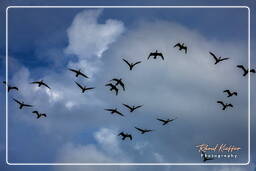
0 0 256 171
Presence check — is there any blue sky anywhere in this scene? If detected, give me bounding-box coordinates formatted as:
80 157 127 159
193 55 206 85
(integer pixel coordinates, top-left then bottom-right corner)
0 0 256 171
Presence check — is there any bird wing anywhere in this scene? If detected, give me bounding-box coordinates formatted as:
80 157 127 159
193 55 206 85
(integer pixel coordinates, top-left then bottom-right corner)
68 68 78 73
209 52 217 61
173 43 181 48
217 101 225 106
159 53 164 60
41 114 47 117
79 72 89 78
13 87 19 91
104 109 113 112
123 104 132 110
119 81 125 90
32 111 39 115
118 132 124 136
250 69 256 73
13 98 21 105
157 118 165 123
133 61 142 66
31 81 40 84
42 82 51 89
115 110 124 116
75 81 84 90
223 90 230 95
221 57 229 61
134 105 143 110
105 83 112 87
23 103 33 107
122 58 131 67
184 47 188 54
237 65 247 72
147 53 153 59
128 135 132 140
228 104 233 107
135 127 143 132
85 87 95 91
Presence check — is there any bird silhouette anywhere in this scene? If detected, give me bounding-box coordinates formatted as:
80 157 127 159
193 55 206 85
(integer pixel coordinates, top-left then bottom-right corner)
237 65 256 76
122 104 143 112
118 132 132 140
223 90 238 97
110 78 125 91
13 98 33 109
74 81 95 93
157 117 177 125
122 58 142 71
68 68 89 78
31 80 51 89
173 43 187 54
201 151 214 162
209 52 229 64
147 50 164 60
3 81 18 92
104 108 124 116
32 111 47 119
105 83 119 95
217 101 233 110
134 127 153 134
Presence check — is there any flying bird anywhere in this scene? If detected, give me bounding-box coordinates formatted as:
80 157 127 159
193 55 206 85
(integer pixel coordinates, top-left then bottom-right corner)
209 52 229 64
3 81 18 92
122 104 143 112
74 81 95 93
110 78 125 91
237 65 256 76
223 90 238 97
13 98 33 109
118 132 132 140
122 58 142 71
104 108 124 117
32 111 47 119
105 83 119 95
147 50 164 60
68 68 89 78
134 127 153 134
157 117 177 125
31 80 51 89
217 101 233 110
173 43 187 54
201 151 214 162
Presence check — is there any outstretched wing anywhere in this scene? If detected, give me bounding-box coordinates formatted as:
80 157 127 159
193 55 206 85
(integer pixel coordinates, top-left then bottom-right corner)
147 53 153 60
68 68 78 73
134 105 143 110
12 87 19 91
223 89 231 95
119 81 125 91
174 43 181 48
31 81 40 84
42 82 51 89
41 114 47 117
122 58 131 67
32 111 39 115
217 101 225 106
184 47 188 54
75 81 84 90
13 98 21 105
79 72 89 78
135 127 143 132
209 52 218 61
23 103 33 107
123 104 132 110
237 65 247 72
104 108 113 112
133 61 142 66
115 110 124 116
85 87 95 91
157 118 165 123
159 53 164 60
221 57 229 61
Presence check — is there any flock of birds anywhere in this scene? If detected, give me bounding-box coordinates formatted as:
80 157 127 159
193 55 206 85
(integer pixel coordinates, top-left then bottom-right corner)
3 42 254 162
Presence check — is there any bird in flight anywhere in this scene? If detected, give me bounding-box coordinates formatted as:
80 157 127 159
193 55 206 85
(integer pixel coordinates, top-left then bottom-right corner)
68 68 89 78
13 98 33 109
74 81 95 93
201 151 214 162
31 80 51 89
173 43 187 54
118 132 132 140
105 83 119 95
223 90 238 97
217 101 233 110
209 52 229 65
237 65 256 76
32 111 47 119
122 58 142 71
104 108 124 117
134 127 153 134
3 81 18 92
122 104 143 112
157 117 177 125
147 50 164 60
110 78 125 91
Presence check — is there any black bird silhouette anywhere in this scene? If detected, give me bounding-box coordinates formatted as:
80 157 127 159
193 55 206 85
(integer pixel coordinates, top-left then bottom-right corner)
13 98 33 109
118 132 132 140
157 117 177 125
122 104 143 112
237 65 256 76
147 50 164 60
105 83 119 95
74 81 95 93
223 90 238 97
31 80 51 89
173 43 187 54
134 127 153 134
3 81 19 92
122 59 142 71
32 111 47 119
104 108 124 116
209 52 229 64
68 68 89 78
110 78 125 91
217 101 233 110
201 151 214 162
